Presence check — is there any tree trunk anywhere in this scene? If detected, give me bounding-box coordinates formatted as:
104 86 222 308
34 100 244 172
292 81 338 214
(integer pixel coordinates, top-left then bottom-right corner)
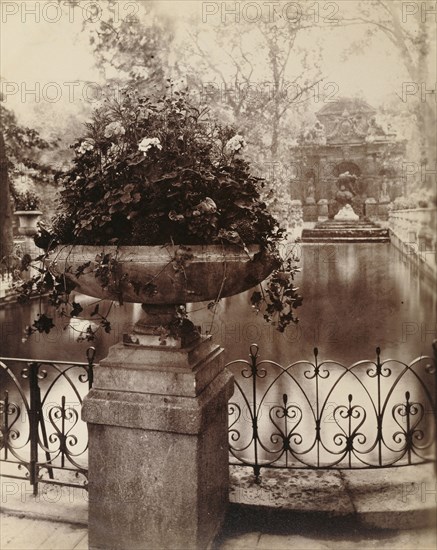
0 131 14 269
417 19 436 179
386 1 435 187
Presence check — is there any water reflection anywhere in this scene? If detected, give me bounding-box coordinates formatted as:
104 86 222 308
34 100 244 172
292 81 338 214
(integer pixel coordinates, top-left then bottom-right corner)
0 243 435 365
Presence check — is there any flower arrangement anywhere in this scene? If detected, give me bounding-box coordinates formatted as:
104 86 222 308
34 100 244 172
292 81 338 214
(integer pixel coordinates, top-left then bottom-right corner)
18 88 303 341
14 190 41 211
46 89 282 248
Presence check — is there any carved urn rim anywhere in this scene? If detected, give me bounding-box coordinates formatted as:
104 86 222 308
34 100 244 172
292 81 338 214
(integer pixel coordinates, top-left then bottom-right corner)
48 243 278 305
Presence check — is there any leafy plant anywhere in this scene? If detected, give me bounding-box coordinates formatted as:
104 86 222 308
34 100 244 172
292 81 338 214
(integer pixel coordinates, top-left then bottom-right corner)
49 88 282 247
17 88 303 341
14 190 41 211
251 253 303 333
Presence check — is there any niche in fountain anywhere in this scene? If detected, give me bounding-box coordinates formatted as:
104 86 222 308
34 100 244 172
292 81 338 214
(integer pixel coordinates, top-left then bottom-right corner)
334 171 363 219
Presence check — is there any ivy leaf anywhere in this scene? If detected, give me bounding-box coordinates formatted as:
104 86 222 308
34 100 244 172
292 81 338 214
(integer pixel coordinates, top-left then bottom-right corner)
75 261 91 278
250 291 262 307
293 295 304 308
32 314 55 334
43 272 54 290
71 301 83 317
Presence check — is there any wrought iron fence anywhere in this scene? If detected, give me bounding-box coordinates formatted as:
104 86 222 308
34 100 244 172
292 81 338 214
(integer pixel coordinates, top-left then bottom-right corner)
1 343 436 493
227 343 437 481
0 348 95 495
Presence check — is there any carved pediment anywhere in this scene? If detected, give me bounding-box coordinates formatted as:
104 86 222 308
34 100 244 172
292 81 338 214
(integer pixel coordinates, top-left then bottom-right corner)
317 98 387 144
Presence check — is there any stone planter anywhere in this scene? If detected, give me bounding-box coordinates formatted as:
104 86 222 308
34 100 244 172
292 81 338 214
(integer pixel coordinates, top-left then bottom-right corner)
63 243 278 549
50 243 277 347
50 244 277 305
14 210 42 237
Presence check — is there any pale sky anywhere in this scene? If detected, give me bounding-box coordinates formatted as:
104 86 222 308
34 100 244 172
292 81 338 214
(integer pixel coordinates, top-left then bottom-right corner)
0 0 426 130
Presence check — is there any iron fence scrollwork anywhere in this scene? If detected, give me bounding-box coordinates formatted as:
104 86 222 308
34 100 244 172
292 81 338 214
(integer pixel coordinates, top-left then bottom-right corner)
2 342 435 493
227 342 437 481
0 347 96 495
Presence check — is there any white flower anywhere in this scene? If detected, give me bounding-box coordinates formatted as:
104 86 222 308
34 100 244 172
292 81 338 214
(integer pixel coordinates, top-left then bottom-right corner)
138 137 162 156
77 138 95 155
225 134 246 153
104 121 126 139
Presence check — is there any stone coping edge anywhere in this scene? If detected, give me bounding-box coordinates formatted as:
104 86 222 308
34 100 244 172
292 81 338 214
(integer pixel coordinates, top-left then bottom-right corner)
229 464 437 530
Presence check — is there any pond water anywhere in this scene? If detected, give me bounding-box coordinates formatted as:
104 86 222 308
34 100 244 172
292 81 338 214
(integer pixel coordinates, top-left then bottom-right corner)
1 242 435 472
0 242 435 365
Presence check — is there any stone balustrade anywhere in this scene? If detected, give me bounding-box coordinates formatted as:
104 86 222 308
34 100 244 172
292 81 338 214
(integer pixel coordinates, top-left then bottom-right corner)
389 208 437 281
0 273 13 301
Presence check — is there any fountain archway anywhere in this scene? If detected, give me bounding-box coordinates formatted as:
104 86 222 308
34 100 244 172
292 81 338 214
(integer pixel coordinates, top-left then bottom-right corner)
333 161 361 178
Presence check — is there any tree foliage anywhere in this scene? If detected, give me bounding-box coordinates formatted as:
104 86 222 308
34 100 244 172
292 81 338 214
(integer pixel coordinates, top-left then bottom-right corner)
0 97 57 267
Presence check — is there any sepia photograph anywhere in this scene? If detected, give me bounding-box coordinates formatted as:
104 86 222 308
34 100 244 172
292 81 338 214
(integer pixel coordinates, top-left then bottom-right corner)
0 1 436 549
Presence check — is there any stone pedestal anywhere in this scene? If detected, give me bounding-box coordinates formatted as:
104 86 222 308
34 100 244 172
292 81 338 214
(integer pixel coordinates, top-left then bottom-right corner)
317 199 329 221
303 203 318 222
82 335 233 550
378 201 390 221
364 198 378 219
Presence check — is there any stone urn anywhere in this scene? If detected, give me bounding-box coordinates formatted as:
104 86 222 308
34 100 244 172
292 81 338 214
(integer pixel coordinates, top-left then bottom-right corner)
49 244 278 345
57 243 278 549
14 210 42 236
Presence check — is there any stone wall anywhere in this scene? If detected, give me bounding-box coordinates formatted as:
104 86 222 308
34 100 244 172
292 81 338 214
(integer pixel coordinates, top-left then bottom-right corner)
389 208 437 282
299 196 390 222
